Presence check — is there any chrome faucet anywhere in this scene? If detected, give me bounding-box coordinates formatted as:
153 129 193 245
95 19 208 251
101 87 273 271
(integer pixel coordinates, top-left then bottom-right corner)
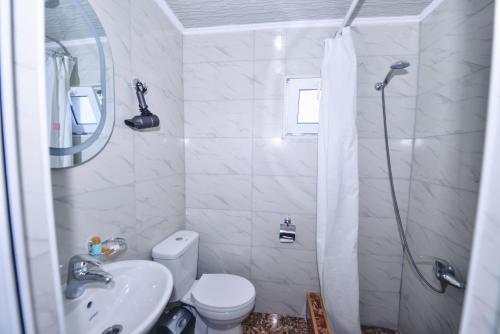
434 260 466 291
65 254 113 299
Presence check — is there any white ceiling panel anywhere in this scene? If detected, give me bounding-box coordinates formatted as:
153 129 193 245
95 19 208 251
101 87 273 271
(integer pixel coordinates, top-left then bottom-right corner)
165 0 433 28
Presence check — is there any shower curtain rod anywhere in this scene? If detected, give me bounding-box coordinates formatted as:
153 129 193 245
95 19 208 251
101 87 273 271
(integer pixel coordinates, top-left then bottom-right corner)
336 0 361 36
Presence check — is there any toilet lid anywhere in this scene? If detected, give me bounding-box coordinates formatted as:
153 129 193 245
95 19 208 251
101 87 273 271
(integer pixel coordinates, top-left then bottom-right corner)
191 274 255 311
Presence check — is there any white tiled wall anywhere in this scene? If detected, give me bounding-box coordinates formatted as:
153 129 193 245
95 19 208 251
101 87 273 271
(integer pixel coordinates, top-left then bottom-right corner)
184 23 419 319
399 0 494 333
51 0 185 275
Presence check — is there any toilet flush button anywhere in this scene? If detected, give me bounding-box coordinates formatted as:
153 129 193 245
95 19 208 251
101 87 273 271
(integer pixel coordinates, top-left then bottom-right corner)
175 237 183 241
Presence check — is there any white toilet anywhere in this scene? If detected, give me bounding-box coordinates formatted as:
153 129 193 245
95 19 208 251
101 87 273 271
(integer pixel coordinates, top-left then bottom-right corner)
152 230 255 334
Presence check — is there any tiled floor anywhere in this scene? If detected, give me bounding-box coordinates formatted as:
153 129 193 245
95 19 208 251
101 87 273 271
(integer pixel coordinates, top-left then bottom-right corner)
361 326 399 334
242 312 399 334
242 313 310 334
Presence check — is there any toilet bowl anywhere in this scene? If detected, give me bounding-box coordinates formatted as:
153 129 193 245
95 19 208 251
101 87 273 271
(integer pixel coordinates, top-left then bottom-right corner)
152 231 255 334
182 274 255 334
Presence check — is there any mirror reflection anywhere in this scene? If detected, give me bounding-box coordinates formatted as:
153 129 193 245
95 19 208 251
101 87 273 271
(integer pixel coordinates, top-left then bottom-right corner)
45 0 114 168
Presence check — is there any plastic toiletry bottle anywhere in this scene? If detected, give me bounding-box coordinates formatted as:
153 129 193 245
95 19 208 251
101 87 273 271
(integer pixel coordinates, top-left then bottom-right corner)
90 236 102 260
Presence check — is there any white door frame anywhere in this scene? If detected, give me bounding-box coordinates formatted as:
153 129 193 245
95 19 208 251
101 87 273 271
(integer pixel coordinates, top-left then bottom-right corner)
0 0 36 332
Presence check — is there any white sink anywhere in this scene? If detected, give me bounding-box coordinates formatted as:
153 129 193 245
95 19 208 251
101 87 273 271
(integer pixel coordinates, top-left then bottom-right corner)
64 260 173 334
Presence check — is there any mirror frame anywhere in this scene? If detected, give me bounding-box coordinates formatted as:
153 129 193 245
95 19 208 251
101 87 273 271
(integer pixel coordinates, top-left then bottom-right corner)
49 0 112 160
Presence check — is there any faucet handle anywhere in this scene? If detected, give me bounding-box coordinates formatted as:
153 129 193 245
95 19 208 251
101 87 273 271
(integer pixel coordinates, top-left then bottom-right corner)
434 260 466 291
70 254 103 267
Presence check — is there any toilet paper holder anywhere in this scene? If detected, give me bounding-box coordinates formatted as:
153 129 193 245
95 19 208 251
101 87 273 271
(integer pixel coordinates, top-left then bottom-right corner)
279 217 296 243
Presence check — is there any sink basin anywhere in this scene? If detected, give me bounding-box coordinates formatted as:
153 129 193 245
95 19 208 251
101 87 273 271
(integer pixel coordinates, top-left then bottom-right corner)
64 260 173 334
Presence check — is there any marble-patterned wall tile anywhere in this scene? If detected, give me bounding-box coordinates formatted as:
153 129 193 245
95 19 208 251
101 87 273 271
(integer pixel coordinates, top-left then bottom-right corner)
285 58 322 77
399 267 464 334
286 27 332 59
186 174 252 211
51 129 134 198
255 30 286 60
406 221 472 282
359 217 403 257
186 209 252 245
54 185 136 270
252 176 317 214
359 139 413 179
134 133 185 182
184 32 254 63
136 213 185 260
359 178 410 219
358 217 403 298
252 211 316 250
198 243 252 279
185 138 252 175
359 290 400 328
358 217 403 294
131 16 183 101
415 69 489 137
400 0 492 331
136 176 185 227
185 100 253 138
407 181 477 263
159 97 185 139
358 255 402 294
254 280 320 316
412 133 484 191
352 23 419 56
251 247 318 286
254 60 286 99
420 0 493 50
357 96 416 139
419 56 489 98
358 55 419 97
184 61 253 101
253 99 284 138
253 137 318 177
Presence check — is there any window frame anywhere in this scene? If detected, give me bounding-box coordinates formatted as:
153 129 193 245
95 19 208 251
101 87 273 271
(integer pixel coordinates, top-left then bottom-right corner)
284 76 321 136
69 86 102 135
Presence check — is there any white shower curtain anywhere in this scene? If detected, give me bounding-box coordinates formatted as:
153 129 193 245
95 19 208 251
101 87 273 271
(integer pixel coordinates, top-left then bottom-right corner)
316 27 361 334
46 52 74 165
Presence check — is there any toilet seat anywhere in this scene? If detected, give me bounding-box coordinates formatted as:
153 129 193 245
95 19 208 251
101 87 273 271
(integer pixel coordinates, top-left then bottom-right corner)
191 274 255 316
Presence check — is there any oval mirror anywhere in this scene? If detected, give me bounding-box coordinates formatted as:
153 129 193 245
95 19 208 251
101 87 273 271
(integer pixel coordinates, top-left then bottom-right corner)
45 0 114 168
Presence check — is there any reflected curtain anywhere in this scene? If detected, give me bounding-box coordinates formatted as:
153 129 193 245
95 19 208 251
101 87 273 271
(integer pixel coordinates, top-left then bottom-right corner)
316 27 361 334
46 52 74 165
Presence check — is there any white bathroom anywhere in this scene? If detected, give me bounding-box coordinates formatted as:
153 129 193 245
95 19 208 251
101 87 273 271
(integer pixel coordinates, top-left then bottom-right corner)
0 0 499 334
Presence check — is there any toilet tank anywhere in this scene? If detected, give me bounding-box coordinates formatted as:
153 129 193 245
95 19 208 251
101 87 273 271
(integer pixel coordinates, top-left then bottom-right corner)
152 230 199 301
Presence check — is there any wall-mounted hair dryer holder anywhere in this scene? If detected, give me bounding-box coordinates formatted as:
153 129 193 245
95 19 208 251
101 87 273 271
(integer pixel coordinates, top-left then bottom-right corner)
124 79 160 130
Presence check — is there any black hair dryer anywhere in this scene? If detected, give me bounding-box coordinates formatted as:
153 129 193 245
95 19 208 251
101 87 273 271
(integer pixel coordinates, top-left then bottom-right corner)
124 79 160 130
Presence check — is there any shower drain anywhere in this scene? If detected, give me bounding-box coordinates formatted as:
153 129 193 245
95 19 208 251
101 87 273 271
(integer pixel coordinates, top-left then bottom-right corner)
101 325 123 334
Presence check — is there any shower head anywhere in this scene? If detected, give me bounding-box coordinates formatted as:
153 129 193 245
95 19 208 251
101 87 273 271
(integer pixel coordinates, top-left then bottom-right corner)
375 60 411 91
390 60 410 70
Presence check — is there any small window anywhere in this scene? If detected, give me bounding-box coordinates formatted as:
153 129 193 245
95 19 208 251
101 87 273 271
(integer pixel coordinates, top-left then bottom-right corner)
69 86 102 135
284 77 320 135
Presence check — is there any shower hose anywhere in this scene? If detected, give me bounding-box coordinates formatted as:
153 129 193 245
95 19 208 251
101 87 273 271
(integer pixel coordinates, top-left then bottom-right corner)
380 87 445 294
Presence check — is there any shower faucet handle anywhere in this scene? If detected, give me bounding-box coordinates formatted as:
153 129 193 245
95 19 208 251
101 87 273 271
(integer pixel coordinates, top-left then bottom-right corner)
434 260 466 291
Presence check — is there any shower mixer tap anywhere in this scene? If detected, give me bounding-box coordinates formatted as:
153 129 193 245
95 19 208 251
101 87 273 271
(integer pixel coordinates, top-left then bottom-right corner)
433 260 466 291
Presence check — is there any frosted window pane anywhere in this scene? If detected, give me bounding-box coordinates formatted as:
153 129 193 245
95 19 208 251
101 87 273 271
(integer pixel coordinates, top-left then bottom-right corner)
297 89 319 124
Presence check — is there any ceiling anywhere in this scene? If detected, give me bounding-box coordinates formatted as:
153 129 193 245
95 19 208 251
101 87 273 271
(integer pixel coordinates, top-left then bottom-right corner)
165 0 433 28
